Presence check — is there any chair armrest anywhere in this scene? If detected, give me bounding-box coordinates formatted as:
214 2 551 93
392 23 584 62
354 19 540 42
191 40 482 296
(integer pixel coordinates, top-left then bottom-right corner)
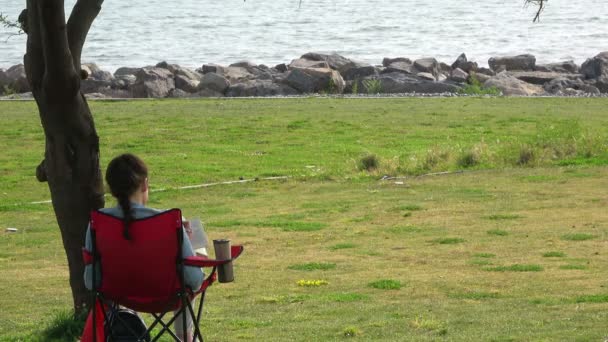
183 245 244 267
231 245 244 260
82 248 93 265
184 256 226 267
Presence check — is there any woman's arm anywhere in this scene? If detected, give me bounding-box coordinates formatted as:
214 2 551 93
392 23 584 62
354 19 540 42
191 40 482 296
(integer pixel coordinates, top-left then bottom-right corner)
181 223 204 291
83 223 98 290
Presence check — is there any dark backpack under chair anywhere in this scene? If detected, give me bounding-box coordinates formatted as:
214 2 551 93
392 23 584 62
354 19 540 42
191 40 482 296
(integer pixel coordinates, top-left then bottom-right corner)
105 307 150 342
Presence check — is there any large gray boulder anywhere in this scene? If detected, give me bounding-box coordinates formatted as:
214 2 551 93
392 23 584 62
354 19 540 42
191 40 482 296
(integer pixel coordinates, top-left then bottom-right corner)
112 74 137 90
198 72 230 93
340 62 378 81
417 72 436 81
82 63 113 82
289 58 330 69
508 71 583 85
226 80 299 97
167 88 192 98
229 61 257 69
221 66 256 83
414 58 441 79
81 79 112 94
81 63 100 76
92 70 114 82
580 52 608 92
196 88 225 97
543 77 600 95
378 72 460 94
535 61 579 74
382 57 412 67
382 60 417 75
476 67 495 76
470 72 491 83
274 63 288 73
224 61 273 80
580 52 608 79
450 68 468 83
170 65 201 82
488 54 536 72
155 62 201 92
114 67 141 77
200 64 226 75
484 72 543 96
5 64 30 93
439 62 452 76
175 74 200 93
131 67 175 98
285 67 345 94
0 69 9 93
451 53 478 73
300 52 354 73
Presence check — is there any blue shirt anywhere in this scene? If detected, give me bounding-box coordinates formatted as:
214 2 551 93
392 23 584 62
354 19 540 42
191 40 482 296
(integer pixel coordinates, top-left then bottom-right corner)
84 203 204 291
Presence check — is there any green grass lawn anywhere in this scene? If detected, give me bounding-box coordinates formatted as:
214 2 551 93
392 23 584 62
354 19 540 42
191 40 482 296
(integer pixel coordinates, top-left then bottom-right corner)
1 98 607 341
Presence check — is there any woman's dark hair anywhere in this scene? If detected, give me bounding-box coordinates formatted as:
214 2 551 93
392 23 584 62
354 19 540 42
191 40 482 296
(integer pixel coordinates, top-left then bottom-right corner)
105 154 148 240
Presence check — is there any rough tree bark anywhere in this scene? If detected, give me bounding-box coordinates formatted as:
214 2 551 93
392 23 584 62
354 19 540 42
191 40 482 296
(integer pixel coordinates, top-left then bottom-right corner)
22 0 105 315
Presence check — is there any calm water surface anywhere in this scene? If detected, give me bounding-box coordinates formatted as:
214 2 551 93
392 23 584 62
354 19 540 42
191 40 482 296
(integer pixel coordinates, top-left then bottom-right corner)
1 0 607 71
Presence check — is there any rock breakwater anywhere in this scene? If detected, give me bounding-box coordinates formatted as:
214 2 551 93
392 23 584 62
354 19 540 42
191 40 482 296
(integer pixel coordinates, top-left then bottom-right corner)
3 52 608 99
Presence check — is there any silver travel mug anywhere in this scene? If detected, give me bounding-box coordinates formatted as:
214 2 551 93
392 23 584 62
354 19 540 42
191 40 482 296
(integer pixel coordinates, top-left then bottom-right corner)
213 239 234 283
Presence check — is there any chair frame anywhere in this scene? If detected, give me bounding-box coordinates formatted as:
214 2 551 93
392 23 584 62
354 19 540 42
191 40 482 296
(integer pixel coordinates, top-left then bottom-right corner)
85 209 241 342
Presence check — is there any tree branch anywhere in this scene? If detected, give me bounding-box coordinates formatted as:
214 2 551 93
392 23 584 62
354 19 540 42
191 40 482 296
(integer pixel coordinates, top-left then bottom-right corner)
67 0 104 72
36 159 47 182
0 12 24 36
525 0 546 22
38 0 79 101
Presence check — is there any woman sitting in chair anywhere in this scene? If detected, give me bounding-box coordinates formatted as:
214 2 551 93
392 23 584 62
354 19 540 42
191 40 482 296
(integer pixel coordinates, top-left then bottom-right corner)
84 153 203 342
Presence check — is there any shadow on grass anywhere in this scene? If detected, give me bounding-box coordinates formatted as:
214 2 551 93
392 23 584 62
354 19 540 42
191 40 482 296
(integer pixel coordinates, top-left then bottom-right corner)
432 237 465 245
483 264 543 272
329 243 356 251
487 229 509 236
448 291 500 300
288 262 336 271
561 233 595 241
485 214 523 220
542 251 566 258
368 279 402 290
38 310 86 342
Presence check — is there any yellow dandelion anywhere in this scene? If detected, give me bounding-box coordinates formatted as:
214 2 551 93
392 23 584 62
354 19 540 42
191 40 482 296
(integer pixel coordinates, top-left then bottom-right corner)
297 279 329 287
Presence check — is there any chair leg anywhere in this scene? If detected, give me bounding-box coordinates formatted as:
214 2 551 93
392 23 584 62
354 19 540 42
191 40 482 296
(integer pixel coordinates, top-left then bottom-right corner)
186 296 204 342
146 312 167 336
92 294 97 342
181 294 189 341
150 312 181 342
196 291 207 326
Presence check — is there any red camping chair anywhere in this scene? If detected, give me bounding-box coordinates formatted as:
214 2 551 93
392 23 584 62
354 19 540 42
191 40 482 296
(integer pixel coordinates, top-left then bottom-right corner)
81 209 243 341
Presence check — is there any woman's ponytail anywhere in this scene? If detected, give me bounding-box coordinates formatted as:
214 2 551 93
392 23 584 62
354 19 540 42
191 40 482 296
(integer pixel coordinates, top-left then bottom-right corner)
117 194 134 240
105 153 148 241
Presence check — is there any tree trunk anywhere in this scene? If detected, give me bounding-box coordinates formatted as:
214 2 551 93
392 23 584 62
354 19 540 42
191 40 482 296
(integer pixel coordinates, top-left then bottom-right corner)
23 0 105 315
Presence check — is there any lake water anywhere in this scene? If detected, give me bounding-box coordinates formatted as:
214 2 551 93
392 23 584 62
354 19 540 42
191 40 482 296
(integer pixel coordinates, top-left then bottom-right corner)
1 0 607 71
